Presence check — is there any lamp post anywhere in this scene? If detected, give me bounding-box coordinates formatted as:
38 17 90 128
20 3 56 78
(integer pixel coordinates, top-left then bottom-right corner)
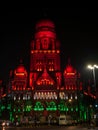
87 64 98 126
87 64 98 92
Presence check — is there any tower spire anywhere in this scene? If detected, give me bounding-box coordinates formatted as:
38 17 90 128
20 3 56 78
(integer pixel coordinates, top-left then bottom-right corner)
20 59 23 64
42 8 48 19
68 57 71 65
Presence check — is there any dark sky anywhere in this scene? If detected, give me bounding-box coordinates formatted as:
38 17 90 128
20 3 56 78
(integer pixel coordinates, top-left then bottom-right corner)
0 7 98 83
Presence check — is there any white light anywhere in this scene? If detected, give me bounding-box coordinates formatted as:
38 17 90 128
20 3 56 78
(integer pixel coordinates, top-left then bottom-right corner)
88 64 98 69
87 64 98 95
94 64 98 68
88 65 93 69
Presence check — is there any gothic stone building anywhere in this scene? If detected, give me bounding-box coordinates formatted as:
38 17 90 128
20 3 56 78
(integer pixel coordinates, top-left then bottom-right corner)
4 19 95 123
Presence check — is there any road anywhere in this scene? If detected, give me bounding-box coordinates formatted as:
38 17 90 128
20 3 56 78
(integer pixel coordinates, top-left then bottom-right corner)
0 125 98 130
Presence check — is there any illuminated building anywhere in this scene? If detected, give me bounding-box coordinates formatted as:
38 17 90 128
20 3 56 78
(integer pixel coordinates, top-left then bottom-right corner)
0 19 96 124
29 19 61 114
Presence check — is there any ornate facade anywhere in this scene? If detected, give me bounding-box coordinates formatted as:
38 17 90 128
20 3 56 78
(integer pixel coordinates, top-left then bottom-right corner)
0 19 96 124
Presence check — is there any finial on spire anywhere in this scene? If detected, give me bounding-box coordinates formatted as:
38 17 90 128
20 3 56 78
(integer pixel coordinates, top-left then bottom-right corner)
68 57 71 65
20 59 23 64
42 8 48 19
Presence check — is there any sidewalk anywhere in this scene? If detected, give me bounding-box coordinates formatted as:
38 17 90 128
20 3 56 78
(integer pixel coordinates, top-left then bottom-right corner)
77 124 98 130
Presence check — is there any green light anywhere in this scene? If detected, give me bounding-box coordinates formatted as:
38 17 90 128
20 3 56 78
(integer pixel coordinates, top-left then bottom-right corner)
13 108 16 112
34 101 44 111
10 112 12 121
18 108 20 112
66 108 68 111
26 105 32 111
76 107 78 111
84 111 87 120
71 108 73 111
80 105 84 111
1 106 5 110
46 101 57 111
58 101 67 111
7 104 11 110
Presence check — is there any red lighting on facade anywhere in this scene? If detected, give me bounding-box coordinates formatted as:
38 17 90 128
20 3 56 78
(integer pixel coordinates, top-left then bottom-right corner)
7 18 96 123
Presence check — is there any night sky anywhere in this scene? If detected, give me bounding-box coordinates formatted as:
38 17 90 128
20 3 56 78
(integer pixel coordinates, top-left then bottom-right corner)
0 7 98 83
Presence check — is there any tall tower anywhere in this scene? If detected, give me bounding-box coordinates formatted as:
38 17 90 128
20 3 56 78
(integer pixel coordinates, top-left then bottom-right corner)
12 62 28 91
62 59 81 119
29 19 61 111
9 61 32 122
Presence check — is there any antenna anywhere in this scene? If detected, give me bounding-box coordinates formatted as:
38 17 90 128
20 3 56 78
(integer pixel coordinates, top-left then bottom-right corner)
43 8 48 19
68 57 71 65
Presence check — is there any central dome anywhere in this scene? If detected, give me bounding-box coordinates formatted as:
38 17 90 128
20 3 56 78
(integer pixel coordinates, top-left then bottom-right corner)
35 19 55 30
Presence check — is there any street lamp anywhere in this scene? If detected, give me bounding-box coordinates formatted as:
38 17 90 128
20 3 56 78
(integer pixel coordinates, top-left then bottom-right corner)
87 64 98 91
87 64 98 126
87 64 98 107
